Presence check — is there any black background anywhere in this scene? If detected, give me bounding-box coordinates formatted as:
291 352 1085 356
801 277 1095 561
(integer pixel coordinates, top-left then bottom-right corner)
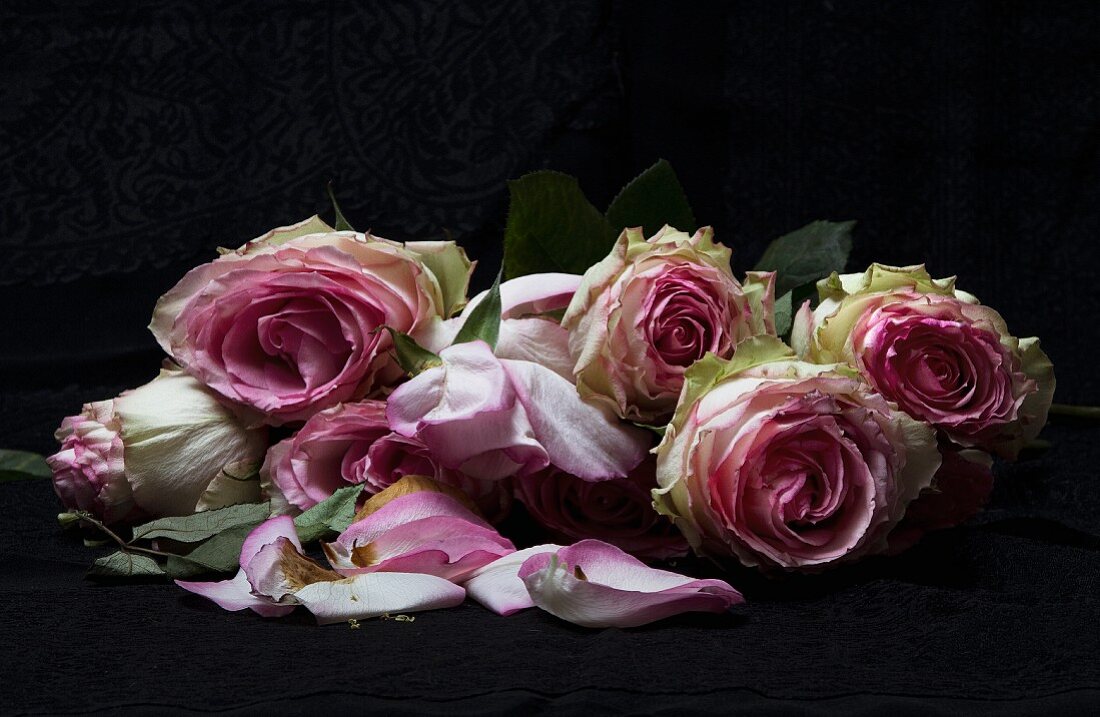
2 2 1099 715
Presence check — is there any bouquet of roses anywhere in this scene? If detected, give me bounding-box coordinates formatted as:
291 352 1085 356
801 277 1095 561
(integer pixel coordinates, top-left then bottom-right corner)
38 162 1055 628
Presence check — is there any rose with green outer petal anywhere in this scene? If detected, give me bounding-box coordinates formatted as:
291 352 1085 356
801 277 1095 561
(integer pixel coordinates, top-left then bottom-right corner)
562 225 775 424
653 337 941 570
150 217 473 425
791 264 1055 459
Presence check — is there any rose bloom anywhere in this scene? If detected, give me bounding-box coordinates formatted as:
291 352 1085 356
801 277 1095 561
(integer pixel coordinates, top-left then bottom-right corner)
261 401 511 521
47 370 268 524
654 337 941 570
562 225 775 424
150 216 471 425
886 446 994 553
792 264 1055 458
513 457 688 561
387 340 650 482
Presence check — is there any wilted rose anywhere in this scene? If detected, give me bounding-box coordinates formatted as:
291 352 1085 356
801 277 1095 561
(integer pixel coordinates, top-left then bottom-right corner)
150 216 472 425
654 337 941 570
792 264 1055 458
47 370 268 524
562 225 775 424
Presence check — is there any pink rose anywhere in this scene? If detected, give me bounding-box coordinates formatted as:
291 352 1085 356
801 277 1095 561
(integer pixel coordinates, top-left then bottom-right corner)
887 446 995 553
48 370 268 524
261 401 391 512
387 340 650 482
350 430 513 523
654 337 941 570
513 457 688 561
792 264 1055 458
48 401 137 524
562 225 776 423
151 216 472 425
261 401 511 520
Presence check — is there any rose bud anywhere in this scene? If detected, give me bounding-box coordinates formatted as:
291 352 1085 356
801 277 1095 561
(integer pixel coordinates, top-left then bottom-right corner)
150 216 472 425
261 401 511 520
562 225 776 424
513 457 688 561
47 370 268 524
654 337 941 570
792 264 1055 459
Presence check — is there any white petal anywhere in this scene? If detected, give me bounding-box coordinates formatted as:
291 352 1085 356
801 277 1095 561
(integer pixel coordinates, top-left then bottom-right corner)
293 572 466 625
463 544 562 616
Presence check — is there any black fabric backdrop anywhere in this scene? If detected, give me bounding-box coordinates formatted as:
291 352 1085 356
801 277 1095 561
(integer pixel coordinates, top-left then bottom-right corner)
2 1 1099 715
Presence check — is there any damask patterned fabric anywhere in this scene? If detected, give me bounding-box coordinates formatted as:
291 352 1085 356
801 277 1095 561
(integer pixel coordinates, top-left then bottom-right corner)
2 1 1098 714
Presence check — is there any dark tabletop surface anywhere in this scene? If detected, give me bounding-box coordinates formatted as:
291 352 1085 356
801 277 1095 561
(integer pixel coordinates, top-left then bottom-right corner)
3 1 1099 714
3 419 1099 716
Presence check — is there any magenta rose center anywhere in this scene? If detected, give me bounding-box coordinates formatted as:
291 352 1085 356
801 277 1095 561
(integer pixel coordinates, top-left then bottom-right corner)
863 314 1017 431
644 266 733 368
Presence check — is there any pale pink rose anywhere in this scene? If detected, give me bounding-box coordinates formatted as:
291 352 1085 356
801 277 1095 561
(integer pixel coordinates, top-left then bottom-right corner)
47 370 268 525
654 338 941 570
386 340 650 482
562 225 776 423
513 457 688 561
150 216 471 425
261 400 511 520
792 264 1055 458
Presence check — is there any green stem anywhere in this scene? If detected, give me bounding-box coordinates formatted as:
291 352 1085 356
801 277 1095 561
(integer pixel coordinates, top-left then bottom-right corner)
74 512 185 561
1049 403 1100 420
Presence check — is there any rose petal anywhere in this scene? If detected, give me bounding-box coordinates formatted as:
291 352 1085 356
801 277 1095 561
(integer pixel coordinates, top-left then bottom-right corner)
175 570 296 617
518 540 743 628
340 488 495 544
175 516 302 617
292 572 467 625
463 544 562 616
494 318 575 380
461 273 581 320
325 490 513 581
500 359 650 480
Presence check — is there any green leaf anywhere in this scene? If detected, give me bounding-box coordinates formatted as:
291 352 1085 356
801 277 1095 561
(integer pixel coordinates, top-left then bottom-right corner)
327 182 355 232
0 449 51 482
605 159 696 236
754 220 856 297
381 327 443 376
131 502 270 543
294 485 363 543
89 551 166 578
773 281 821 338
163 523 255 578
503 171 617 279
453 271 502 349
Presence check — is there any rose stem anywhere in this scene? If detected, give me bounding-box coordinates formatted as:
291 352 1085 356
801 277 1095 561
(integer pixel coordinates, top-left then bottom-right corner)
1048 403 1100 420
